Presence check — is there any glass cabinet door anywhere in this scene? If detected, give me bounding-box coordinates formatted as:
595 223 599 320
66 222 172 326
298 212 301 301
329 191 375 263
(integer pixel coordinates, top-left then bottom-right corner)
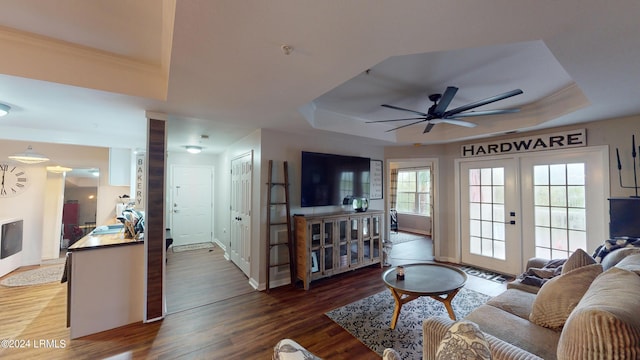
337 218 349 270
350 218 359 266
362 217 371 262
309 221 322 275
322 221 334 273
371 215 381 260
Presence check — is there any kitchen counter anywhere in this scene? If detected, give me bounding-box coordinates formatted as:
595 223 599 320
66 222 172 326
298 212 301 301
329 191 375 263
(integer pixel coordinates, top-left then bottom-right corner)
68 224 142 250
66 223 144 339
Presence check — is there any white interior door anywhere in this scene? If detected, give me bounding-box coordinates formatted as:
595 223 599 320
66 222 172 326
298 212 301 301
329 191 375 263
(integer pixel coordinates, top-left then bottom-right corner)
460 158 522 275
230 152 252 276
171 165 213 246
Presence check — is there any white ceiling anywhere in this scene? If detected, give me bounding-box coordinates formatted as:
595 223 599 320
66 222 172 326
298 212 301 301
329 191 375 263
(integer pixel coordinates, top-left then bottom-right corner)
0 1 639 155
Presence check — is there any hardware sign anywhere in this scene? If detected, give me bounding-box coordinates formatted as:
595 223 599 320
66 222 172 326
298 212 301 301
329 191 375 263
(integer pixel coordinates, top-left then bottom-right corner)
461 129 586 158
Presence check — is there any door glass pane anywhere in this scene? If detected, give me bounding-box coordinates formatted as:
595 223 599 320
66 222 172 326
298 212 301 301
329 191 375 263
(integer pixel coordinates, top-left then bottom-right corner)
467 167 505 259
550 186 567 207
533 163 586 259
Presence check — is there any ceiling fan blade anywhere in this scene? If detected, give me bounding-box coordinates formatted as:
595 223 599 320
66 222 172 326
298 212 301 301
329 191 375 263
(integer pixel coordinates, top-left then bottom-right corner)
443 89 523 117
451 108 520 118
423 122 435 133
431 118 477 128
385 119 427 132
433 86 458 115
381 104 429 117
366 117 427 123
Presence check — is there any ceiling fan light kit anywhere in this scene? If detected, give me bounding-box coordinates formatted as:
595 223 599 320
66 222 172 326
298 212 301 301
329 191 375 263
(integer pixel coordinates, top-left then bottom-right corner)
369 86 523 133
8 145 50 164
0 103 10 117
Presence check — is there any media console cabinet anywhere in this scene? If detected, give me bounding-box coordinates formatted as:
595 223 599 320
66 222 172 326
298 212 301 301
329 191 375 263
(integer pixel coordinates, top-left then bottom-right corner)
294 210 383 290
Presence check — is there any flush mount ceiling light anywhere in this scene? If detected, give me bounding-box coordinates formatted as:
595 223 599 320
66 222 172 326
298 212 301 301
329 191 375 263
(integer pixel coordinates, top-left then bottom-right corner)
46 165 73 173
0 103 10 117
185 145 202 154
8 145 50 164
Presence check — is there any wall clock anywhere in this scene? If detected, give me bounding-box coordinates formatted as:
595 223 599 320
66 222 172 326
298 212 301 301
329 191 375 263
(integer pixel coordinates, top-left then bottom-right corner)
0 163 29 198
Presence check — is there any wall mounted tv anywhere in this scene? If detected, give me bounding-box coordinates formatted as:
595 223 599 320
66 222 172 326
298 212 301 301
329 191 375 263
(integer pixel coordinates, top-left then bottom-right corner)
301 151 370 207
1 219 23 259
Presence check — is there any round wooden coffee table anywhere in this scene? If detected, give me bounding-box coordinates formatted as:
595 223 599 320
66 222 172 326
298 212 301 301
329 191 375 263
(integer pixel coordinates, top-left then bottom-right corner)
382 263 467 329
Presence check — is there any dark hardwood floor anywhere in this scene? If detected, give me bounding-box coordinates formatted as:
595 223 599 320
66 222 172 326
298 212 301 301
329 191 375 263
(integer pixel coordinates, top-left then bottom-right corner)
0 236 507 359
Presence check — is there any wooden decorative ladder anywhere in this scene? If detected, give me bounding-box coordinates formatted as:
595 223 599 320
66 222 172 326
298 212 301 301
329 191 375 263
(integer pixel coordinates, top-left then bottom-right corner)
265 160 295 292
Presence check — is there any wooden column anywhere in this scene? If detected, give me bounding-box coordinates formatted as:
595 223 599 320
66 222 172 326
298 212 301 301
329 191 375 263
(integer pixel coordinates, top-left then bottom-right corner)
145 118 166 321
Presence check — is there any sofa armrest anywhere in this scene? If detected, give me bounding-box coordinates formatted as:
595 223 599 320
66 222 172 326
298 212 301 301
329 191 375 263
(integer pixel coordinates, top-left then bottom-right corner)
483 332 544 360
423 317 543 360
525 257 549 269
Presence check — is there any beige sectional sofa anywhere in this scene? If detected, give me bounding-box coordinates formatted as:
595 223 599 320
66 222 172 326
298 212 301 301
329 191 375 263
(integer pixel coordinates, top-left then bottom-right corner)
423 247 640 360
274 247 640 359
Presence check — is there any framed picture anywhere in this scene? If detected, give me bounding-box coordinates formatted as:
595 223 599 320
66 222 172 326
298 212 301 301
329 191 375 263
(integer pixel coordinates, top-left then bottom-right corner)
311 252 319 272
370 159 383 200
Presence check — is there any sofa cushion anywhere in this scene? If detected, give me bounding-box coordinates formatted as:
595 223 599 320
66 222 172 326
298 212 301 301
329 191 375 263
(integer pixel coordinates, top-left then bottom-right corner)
435 320 491 360
485 288 537 321
614 253 640 275
465 303 560 360
557 267 640 359
529 263 602 330
560 248 595 274
600 247 640 270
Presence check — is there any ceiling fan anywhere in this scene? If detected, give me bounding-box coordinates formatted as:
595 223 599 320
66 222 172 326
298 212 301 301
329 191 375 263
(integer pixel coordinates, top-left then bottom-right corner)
367 86 523 133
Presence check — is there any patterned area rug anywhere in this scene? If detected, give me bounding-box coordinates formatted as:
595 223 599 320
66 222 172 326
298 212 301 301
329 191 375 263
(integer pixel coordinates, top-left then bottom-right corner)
326 287 491 359
0 264 65 287
172 242 214 253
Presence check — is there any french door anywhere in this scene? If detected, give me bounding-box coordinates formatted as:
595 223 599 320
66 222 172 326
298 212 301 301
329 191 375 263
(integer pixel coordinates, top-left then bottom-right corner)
460 159 521 275
459 147 608 275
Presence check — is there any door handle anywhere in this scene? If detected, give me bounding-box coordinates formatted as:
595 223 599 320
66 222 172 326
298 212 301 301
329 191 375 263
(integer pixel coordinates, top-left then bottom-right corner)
174 210 179 213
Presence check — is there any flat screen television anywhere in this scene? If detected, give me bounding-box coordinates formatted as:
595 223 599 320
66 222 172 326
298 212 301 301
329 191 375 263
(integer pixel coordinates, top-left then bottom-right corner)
1 219 23 259
301 151 370 207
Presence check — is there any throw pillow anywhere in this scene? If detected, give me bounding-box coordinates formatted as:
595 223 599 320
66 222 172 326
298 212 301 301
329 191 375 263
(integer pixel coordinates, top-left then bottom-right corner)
435 321 492 360
529 263 602 331
561 248 596 274
383 348 402 360
558 267 640 359
615 253 640 275
601 247 640 270
273 339 322 360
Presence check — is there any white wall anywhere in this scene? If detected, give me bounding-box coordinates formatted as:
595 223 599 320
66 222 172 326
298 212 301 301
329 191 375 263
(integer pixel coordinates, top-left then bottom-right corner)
385 115 640 263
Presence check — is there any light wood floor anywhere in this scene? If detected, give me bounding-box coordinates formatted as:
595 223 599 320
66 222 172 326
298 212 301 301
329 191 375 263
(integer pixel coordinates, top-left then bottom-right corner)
0 238 507 359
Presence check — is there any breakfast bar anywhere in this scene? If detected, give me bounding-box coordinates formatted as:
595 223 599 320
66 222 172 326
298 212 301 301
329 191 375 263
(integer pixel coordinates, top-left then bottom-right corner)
66 223 144 339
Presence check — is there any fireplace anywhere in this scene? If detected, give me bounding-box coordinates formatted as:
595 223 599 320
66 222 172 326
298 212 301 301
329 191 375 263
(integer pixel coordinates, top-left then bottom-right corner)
1 219 23 259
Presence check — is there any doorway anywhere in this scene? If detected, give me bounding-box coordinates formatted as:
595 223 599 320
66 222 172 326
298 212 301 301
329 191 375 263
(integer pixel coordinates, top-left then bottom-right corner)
60 168 99 254
458 146 608 275
170 165 214 246
229 151 252 276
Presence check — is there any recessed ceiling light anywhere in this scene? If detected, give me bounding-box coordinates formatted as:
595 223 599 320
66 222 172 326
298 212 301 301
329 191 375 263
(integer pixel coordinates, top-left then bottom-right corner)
185 145 202 154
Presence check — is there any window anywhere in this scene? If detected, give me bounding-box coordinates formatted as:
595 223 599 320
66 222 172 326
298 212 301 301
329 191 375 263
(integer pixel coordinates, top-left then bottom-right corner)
396 168 431 216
